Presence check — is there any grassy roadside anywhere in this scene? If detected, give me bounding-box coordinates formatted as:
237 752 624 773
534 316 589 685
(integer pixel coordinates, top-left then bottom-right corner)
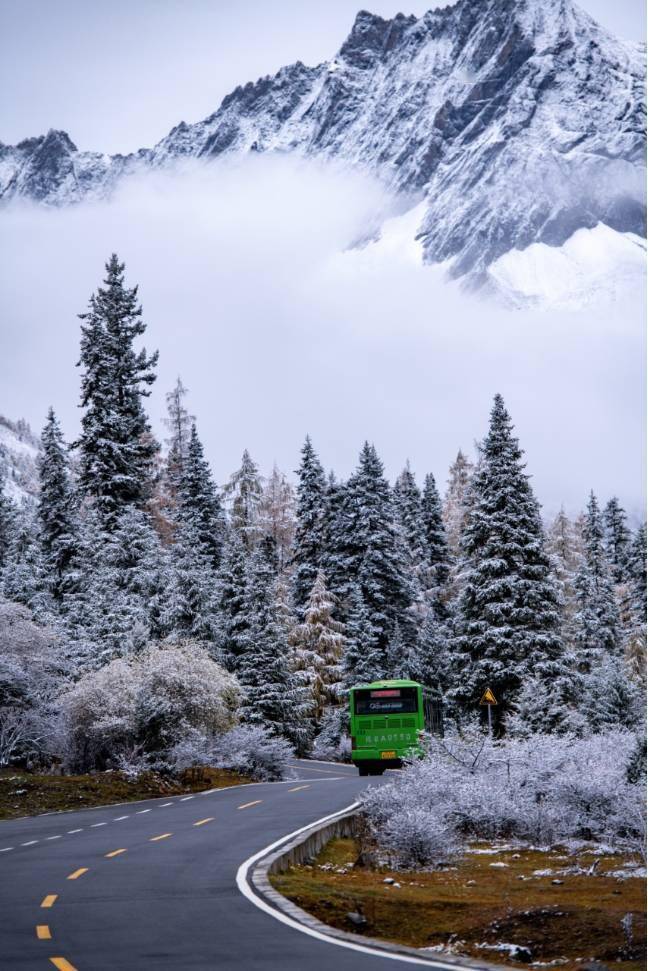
270 837 646 970
0 766 249 820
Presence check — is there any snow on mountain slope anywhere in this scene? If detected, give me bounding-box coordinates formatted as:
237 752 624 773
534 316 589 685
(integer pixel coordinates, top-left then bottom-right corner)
0 0 645 285
487 223 647 307
0 416 40 503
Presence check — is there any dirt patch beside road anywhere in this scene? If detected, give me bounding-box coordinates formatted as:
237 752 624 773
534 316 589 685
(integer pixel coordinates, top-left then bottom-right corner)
270 837 646 970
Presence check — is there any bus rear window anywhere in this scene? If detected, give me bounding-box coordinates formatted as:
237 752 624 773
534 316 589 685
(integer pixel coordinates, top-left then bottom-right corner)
354 687 418 715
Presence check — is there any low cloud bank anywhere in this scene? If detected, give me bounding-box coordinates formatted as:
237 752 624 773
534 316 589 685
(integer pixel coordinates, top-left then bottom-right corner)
0 155 644 517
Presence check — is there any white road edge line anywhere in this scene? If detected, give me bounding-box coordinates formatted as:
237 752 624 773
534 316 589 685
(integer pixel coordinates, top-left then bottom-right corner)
0 847 13 852
236 803 468 970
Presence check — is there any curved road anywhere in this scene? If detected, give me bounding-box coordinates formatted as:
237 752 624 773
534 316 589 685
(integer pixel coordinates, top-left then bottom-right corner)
0 760 442 971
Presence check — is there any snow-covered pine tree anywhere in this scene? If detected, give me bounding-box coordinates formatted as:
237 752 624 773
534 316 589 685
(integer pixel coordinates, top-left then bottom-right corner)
2 500 47 615
421 472 451 597
162 517 217 644
37 408 77 600
238 545 310 750
290 570 345 727
603 497 631 584
450 395 563 725
176 424 225 570
291 437 327 614
342 584 383 687
322 443 414 669
75 255 159 525
624 523 647 680
214 531 250 672
70 506 169 664
258 464 295 574
224 450 263 551
163 377 195 497
407 607 450 700
393 462 426 570
442 450 474 558
573 492 621 671
0 456 15 570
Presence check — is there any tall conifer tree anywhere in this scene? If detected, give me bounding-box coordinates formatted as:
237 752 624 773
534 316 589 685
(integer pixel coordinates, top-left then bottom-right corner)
37 408 77 599
603 497 631 584
291 437 327 614
573 492 621 670
451 396 562 723
176 424 225 570
75 255 158 524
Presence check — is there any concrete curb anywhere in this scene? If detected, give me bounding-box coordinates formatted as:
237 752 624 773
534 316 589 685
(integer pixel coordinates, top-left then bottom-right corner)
249 806 506 971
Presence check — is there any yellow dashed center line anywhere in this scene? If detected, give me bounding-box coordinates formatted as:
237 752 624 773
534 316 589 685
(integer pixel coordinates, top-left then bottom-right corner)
36 925 52 940
238 800 262 809
149 833 172 842
105 848 127 858
66 868 88 880
193 817 214 827
50 959 78 971
41 895 58 909
288 785 311 792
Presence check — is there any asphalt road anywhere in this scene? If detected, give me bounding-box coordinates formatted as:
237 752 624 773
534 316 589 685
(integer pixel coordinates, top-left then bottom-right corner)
0 759 439 971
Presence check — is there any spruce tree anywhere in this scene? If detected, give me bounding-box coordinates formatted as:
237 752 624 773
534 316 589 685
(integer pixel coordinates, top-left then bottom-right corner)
291 437 327 614
290 571 345 726
0 456 15 570
322 443 414 668
37 408 77 599
224 450 263 550
421 472 451 592
176 424 225 570
2 500 47 614
342 584 382 686
214 532 250 672
407 607 450 699
238 546 310 749
75 255 158 524
75 506 169 661
163 518 217 644
450 395 562 725
573 492 621 670
624 523 647 680
603 497 631 584
393 462 425 569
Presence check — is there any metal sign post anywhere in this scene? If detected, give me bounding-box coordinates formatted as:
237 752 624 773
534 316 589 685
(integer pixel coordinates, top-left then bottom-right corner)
479 687 498 736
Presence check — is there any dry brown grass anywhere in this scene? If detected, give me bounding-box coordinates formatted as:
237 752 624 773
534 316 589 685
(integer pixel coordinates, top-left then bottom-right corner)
0 765 249 820
271 837 647 970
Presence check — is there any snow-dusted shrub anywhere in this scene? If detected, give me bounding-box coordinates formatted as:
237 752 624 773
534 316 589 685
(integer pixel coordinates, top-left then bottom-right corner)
312 705 350 761
361 728 645 868
211 725 294 781
59 643 240 772
170 725 293 782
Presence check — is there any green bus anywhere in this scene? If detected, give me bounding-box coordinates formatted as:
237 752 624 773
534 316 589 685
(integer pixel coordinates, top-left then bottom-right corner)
349 679 443 776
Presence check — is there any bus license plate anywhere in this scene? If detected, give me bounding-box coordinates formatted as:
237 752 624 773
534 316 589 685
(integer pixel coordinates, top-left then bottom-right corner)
381 751 396 759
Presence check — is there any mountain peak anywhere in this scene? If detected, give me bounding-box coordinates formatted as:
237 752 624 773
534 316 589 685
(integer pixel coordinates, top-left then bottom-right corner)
0 3 644 283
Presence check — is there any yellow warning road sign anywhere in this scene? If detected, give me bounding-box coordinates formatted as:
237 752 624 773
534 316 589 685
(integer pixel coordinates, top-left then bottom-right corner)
480 687 498 706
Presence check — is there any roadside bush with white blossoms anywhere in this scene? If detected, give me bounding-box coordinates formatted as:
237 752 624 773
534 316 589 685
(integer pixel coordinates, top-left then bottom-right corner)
361 725 646 868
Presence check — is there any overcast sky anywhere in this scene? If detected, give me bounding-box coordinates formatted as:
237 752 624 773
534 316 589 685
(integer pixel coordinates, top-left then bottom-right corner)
1 0 646 153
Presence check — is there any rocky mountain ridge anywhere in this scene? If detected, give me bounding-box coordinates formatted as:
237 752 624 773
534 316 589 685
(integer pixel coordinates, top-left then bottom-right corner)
1 0 645 279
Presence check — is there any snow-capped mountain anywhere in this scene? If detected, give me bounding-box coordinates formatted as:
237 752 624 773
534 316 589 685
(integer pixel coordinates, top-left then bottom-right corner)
0 416 40 503
1 0 645 281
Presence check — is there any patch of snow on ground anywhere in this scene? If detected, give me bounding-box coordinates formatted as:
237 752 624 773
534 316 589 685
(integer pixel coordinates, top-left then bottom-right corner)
488 223 646 309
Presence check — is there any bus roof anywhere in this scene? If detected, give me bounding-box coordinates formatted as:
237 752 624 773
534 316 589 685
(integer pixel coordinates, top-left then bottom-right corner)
349 679 421 691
